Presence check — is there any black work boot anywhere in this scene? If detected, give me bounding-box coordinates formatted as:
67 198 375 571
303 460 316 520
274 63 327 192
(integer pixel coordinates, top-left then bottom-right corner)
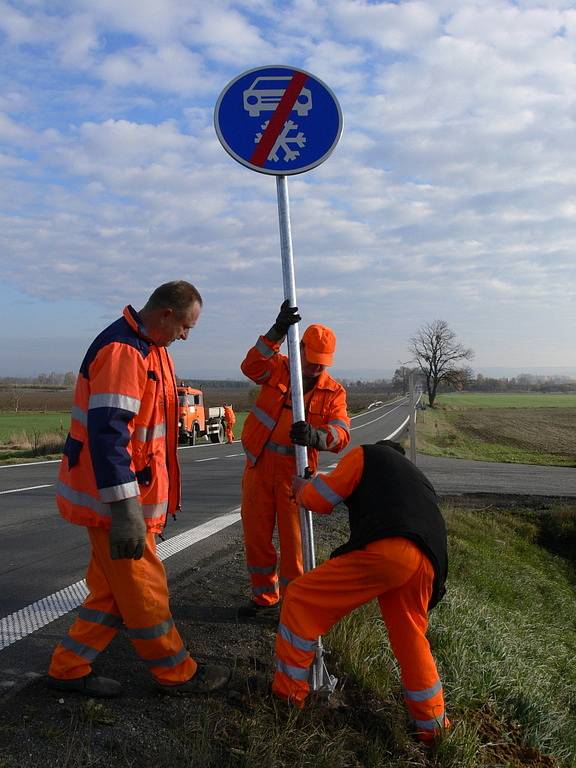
46 672 122 698
237 601 280 620
156 663 230 695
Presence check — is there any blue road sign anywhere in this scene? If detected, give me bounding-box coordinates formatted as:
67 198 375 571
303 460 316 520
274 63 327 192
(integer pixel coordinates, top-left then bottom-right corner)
214 65 343 176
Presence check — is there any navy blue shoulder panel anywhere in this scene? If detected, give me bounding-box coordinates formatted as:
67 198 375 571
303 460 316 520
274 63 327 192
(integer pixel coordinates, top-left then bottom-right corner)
79 315 150 378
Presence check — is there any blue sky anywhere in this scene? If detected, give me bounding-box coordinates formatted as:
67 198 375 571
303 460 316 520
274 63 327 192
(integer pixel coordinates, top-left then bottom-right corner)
1 0 575 379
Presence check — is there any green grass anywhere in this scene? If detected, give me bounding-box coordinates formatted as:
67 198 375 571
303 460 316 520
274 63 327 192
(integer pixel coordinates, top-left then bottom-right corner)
436 393 576 409
0 411 70 442
325 502 576 768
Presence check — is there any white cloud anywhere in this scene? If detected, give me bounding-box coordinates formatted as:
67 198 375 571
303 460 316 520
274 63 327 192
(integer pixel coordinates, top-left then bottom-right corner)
0 0 575 374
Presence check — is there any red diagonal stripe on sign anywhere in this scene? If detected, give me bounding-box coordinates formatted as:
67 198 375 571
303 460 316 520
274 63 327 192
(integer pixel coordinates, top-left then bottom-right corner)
250 71 309 167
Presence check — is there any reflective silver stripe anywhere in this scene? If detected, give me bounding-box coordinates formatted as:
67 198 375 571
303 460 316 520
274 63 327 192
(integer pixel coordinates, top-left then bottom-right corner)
275 658 310 681
248 564 276 575
278 623 316 652
70 406 87 427
78 607 122 628
327 425 339 444
100 481 140 503
242 441 257 465
256 337 275 358
413 712 445 731
252 584 278 596
404 679 442 702
126 617 174 640
89 393 141 414
57 480 167 520
135 423 166 442
141 645 188 669
255 370 272 383
329 418 350 434
143 501 168 519
251 405 276 430
60 635 100 662
311 475 342 506
265 440 295 456
57 480 107 515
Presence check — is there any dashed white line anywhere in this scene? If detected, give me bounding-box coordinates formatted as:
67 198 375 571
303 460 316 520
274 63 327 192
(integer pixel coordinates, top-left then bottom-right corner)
0 484 52 495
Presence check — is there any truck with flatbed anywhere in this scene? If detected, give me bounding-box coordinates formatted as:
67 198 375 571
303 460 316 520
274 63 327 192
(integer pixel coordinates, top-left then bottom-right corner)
177 386 226 445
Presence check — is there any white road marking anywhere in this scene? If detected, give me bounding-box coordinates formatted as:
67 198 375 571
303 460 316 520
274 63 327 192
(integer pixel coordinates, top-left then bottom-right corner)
195 457 219 463
0 508 241 652
0 484 52 495
350 402 406 430
0 459 61 469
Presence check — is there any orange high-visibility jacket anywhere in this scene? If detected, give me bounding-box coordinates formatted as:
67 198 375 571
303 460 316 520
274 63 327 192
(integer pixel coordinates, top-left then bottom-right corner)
56 305 180 534
240 335 350 470
224 405 236 426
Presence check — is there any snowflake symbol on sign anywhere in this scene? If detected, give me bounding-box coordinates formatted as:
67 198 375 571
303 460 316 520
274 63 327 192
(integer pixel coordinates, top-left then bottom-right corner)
255 120 306 162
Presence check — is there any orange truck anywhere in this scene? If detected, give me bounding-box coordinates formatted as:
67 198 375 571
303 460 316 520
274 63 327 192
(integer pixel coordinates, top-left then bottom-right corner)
177 386 227 445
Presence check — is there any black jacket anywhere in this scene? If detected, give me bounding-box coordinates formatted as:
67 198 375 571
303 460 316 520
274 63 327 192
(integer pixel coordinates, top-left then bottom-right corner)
331 444 448 609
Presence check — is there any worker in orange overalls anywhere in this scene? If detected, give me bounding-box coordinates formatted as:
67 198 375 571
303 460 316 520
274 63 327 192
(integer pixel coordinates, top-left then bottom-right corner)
47 281 229 698
223 404 236 444
238 301 350 619
272 440 449 746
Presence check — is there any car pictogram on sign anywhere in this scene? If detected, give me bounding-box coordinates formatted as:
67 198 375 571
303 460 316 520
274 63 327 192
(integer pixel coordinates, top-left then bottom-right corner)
243 76 312 117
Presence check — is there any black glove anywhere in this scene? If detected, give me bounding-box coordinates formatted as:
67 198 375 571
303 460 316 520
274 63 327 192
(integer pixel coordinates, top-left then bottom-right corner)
274 300 301 337
109 497 146 560
289 421 328 450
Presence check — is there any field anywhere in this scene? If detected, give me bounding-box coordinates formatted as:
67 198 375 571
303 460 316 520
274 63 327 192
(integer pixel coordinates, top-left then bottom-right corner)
417 393 576 466
435 393 576 409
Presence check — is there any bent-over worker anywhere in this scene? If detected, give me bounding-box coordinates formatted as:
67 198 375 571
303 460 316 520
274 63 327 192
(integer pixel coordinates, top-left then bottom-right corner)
47 281 229 698
238 301 350 619
272 440 449 746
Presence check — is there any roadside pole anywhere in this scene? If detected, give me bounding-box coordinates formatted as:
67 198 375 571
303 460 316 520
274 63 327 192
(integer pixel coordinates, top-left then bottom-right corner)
276 174 335 694
409 372 417 465
214 65 343 698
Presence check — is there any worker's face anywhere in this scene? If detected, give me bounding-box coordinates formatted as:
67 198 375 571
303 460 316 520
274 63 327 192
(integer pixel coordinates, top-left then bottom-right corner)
153 302 201 347
300 343 326 379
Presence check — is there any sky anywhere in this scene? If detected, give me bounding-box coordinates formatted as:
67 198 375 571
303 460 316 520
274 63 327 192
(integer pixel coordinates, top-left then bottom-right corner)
1 0 575 380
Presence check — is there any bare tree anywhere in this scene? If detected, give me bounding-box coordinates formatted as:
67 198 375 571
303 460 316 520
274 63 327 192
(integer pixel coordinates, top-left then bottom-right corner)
409 320 474 407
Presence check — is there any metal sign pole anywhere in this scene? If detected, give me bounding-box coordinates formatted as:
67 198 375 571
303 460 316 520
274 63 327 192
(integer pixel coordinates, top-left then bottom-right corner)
275 175 335 695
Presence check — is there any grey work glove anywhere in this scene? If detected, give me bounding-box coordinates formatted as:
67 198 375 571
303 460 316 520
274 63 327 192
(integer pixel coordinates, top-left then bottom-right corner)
109 497 146 560
289 420 328 450
267 300 301 342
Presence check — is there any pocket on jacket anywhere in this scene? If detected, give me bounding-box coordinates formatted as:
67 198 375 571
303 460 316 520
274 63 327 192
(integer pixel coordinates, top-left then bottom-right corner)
63 434 83 469
136 466 152 486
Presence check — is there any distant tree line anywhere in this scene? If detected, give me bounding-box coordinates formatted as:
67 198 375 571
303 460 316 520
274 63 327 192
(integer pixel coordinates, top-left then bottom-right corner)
0 372 77 388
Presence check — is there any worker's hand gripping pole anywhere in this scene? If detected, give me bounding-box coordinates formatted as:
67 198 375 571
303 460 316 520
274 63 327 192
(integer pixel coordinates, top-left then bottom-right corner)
276 175 337 698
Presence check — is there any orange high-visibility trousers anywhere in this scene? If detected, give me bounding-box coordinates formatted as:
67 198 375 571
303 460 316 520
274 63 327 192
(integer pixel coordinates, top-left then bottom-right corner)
241 448 303 606
225 426 234 444
272 537 448 743
49 527 196 685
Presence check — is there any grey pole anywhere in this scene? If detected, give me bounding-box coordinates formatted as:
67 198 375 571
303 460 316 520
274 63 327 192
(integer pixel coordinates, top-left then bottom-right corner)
275 174 336 695
409 372 417 465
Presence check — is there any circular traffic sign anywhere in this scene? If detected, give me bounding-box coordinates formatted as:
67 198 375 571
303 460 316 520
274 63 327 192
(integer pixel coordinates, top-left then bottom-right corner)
214 65 343 176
